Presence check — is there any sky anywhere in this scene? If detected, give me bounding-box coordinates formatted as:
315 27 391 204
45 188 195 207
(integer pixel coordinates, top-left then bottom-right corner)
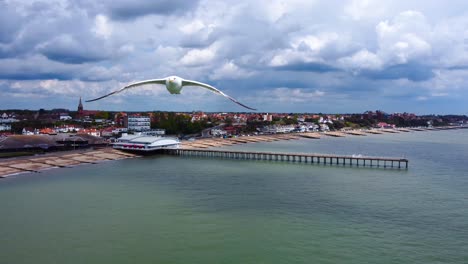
1 0 468 114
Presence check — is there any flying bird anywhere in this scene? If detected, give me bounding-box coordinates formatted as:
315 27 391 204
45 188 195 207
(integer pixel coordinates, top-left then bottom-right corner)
86 75 256 110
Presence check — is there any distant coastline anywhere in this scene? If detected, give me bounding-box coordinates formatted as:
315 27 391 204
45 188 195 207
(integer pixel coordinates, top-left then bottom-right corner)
1 126 466 179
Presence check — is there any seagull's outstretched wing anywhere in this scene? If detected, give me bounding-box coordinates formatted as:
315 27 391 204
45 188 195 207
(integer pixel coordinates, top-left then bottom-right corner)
182 79 257 110
86 79 167 102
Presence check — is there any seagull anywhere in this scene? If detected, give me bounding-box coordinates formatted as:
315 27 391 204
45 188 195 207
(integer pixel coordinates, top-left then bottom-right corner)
86 75 256 110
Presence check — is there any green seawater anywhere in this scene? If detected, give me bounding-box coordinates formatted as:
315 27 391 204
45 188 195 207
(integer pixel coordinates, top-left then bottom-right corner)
0 130 467 263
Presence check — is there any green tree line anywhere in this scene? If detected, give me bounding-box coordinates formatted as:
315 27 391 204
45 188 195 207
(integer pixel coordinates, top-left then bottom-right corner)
151 112 212 135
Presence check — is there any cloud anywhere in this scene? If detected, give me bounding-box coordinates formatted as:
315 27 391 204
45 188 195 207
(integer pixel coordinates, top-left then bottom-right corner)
37 35 112 64
338 49 383 71
0 2 24 44
334 10 435 81
210 61 255 80
362 63 434 81
376 11 432 65
0 56 76 80
344 0 387 21
178 20 219 48
1 0 468 113
255 88 326 104
268 32 356 69
180 44 218 66
0 55 120 82
92 15 113 39
103 0 200 20
273 62 338 73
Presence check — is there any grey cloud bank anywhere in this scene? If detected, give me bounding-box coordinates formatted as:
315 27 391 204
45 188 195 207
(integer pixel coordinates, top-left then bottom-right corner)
0 0 468 114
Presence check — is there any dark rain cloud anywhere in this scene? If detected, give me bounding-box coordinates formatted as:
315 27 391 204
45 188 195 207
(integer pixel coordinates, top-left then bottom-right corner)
37 35 112 64
0 71 73 81
0 57 77 80
0 55 120 82
273 62 339 73
104 0 200 20
363 63 435 82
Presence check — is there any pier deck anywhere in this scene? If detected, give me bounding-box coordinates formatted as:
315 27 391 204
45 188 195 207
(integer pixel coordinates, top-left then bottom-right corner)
170 148 408 169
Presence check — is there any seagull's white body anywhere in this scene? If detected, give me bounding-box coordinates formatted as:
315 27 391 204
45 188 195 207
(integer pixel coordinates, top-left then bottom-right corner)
86 75 256 110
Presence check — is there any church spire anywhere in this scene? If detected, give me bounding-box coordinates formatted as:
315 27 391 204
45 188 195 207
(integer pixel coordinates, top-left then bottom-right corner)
78 97 84 117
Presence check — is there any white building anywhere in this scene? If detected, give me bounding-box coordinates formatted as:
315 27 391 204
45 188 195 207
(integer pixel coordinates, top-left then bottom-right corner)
113 134 179 152
125 115 151 131
263 113 273 122
22 128 38 135
320 124 330 131
59 114 72 121
1 113 18 131
260 125 295 134
0 124 11 131
211 128 227 137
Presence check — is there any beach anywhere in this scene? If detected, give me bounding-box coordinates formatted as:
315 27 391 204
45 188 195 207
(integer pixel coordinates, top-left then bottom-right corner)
0 148 139 178
180 126 463 149
1 126 464 178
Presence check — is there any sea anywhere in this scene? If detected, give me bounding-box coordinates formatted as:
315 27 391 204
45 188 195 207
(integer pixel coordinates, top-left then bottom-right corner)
0 129 467 264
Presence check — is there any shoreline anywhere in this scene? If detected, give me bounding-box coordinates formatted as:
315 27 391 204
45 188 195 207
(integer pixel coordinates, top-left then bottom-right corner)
180 126 466 149
0 147 140 178
1 126 465 178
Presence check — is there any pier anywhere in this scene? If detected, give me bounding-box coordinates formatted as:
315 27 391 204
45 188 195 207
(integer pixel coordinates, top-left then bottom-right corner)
169 148 409 169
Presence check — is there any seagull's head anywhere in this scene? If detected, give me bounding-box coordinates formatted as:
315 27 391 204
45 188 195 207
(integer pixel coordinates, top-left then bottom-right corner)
168 76 180 83
165 76 183 93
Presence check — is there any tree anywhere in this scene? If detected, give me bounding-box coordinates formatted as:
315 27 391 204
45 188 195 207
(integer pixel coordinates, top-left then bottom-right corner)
284 117 298 125
94 111 110 120
224 118 233 126
151 112 212 135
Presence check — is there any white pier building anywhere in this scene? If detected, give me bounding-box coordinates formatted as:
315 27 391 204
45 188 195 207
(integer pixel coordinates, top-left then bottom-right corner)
113 134 179 152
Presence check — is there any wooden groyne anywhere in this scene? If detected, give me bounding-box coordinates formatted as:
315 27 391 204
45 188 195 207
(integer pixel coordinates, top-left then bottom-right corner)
323 132 346 137
0 149 141 178
343 131 367 136
365 130 384 134
180 126 467 149
169 148 409 169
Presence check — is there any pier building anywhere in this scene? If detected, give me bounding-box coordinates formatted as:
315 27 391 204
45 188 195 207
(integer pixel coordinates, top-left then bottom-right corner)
113 134 179 151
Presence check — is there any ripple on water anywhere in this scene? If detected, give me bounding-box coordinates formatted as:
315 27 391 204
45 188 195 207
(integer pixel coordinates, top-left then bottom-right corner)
0 130 467 264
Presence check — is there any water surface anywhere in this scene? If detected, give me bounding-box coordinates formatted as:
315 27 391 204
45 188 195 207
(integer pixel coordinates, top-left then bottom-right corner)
0 130 467 263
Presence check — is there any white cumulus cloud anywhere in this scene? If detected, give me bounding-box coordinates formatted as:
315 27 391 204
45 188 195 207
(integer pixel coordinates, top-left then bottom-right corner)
93 14 113 39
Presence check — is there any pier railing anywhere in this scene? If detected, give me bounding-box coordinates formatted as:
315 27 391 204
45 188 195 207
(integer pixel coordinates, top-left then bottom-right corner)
168 148 409 169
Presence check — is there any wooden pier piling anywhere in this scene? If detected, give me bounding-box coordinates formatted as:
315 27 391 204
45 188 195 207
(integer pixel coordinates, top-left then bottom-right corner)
168 148 408 169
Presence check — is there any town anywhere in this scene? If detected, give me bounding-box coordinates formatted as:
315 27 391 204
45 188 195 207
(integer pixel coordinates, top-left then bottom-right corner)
1 98 467 140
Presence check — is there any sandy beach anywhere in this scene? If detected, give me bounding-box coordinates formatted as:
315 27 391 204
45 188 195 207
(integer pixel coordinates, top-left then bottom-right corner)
0 148 140 178
0 126 463 178
180 126 463 149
